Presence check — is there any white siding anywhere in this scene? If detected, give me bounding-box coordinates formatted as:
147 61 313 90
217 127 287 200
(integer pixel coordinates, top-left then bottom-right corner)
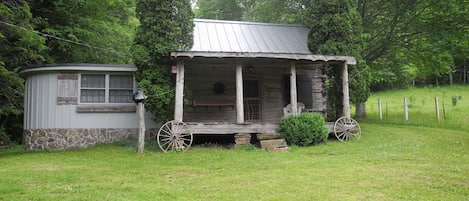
24 72 159 129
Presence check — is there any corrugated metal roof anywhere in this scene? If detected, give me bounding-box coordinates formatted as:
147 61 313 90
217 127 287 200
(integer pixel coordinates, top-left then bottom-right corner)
172 19 356 64
190 19 311 54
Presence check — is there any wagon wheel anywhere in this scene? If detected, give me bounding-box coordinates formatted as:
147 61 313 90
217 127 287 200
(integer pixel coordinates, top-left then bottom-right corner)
157 121 193 152
334 117 361 142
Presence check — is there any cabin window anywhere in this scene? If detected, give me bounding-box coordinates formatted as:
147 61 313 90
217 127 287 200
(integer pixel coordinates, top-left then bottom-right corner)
80 74 134 103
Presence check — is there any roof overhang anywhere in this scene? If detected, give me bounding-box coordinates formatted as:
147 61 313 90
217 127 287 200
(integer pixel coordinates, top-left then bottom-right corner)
171 51 356 65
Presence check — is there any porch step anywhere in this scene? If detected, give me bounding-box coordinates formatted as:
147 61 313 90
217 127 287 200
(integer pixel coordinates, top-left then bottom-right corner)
259 139 289 152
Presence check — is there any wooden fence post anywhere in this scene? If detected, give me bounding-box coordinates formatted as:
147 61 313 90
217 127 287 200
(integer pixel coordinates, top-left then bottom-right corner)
435 96 440 122
137 102 145 154
442 101 446 119
404 97 408 121
378 98 382 120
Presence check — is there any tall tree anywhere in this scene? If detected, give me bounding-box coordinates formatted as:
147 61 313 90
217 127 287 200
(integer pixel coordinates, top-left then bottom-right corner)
194 0 243 20
0 0 47 143
300 0 370 119
132 0 194 121
28 0 138 64
241 0 302 24
360 0 468 88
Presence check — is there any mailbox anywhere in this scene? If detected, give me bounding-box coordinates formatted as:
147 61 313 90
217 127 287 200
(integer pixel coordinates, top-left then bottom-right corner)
133 88 147 103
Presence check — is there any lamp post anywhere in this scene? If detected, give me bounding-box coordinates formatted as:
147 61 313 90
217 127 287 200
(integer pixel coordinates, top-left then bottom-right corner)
133 88 147 154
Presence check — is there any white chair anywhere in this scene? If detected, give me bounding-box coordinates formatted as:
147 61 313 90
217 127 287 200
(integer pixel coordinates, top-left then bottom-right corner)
283 102 305 116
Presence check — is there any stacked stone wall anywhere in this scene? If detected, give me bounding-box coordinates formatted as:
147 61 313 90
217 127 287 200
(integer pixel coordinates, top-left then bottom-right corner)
23 128 157 151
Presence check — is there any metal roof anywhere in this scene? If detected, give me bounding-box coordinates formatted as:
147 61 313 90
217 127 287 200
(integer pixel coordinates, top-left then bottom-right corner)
172 19 356 64
191 19 310 54
19 64 137 77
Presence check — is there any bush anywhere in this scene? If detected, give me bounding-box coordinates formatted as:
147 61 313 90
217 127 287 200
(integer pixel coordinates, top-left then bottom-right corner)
278 113 329 146
0 130 13 148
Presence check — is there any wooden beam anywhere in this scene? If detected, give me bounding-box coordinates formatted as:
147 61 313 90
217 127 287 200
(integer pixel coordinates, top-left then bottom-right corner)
175 59 185 122
341 62 351 118
236 63 244 123
76 105 136 113
171 51 357 65
290 62 298 115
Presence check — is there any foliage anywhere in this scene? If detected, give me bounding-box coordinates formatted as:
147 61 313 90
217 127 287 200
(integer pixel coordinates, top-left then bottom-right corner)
28 0 138 64
451 95 462 107
278 113 328 146
194 0 243 20
0 1 45 143
132 0 194 121
240 0 301 24
361 0 469 88
300 0 370 119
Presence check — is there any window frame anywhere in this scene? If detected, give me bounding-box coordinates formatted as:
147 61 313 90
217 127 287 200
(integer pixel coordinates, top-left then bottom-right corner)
78 73 135 104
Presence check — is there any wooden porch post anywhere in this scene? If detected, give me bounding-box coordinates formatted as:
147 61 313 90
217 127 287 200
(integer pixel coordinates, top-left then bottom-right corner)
236 63 244 123
341 62 351 118
174 59 184 122
290 61 298 115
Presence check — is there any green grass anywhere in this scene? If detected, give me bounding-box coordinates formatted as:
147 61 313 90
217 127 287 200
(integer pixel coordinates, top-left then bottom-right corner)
364 85 469 132
1 123 468 200
1 85 468 200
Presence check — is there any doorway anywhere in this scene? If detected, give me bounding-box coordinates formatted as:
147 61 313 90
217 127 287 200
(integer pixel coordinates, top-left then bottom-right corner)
243 79 261 121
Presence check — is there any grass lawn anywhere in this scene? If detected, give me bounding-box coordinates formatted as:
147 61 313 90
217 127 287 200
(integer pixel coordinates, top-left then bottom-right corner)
1 123 468 200
1 85 468 200
364 85 469 132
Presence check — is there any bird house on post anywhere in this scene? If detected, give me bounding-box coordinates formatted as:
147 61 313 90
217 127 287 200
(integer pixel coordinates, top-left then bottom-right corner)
133 88 147 154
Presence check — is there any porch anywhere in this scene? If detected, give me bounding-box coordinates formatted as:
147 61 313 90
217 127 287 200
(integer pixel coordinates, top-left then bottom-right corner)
184 121 335 134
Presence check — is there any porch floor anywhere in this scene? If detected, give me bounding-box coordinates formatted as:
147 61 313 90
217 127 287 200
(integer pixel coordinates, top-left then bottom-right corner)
184 122 334 134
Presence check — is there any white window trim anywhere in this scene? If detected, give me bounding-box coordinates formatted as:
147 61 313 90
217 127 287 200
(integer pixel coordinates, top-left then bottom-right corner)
78 73 135 104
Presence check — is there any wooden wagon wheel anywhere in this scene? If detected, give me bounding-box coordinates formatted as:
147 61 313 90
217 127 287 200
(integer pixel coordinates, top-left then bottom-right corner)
334 117 361 142
157 121 193 152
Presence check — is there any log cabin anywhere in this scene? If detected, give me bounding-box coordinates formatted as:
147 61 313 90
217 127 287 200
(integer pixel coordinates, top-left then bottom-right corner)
168 19 355 145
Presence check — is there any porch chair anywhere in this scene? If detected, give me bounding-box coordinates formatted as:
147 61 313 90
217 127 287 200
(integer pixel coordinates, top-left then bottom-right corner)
283 102 305 116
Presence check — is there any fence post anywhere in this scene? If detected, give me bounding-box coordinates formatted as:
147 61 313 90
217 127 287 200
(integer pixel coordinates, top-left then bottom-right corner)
378 98 383 120
442 101 446 119
435 96 440 122
404 97 408 121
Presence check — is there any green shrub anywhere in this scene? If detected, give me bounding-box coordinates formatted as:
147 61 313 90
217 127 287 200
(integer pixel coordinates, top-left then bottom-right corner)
278 113 329 146
452 95 462 106
0 130 13 148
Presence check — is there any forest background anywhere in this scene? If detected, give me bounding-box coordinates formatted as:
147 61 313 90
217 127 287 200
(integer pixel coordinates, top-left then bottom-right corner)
1 0 467 144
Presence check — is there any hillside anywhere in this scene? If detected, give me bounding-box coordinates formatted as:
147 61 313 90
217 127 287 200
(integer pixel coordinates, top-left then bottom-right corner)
363 85 468 132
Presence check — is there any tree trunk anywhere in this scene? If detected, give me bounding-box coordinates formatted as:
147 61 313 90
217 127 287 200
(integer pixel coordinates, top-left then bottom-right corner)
464 61 467 84
355 102 367 119
449 71 453 85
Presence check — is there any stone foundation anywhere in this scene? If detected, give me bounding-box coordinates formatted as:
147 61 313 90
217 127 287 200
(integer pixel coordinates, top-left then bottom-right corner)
234 133 251 146
23 128 158 151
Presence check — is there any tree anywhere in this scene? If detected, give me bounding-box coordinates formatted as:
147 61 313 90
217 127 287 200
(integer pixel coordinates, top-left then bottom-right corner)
28 0 138 64
241 0 302 24
0 0 47 143
360 0 468 88
300 0 370 119
132 0 194 121
194 0 243 20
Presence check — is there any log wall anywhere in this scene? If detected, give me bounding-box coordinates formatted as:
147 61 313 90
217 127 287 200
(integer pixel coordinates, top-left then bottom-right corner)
183 59 326 123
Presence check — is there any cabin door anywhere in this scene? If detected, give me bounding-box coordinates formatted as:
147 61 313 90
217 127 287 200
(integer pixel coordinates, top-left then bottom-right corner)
243 79 261 121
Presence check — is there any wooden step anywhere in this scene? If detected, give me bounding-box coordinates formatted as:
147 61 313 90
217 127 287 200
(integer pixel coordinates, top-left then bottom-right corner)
260 139 289 152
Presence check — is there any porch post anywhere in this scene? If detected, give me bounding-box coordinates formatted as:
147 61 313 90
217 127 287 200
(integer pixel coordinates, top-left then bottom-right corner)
341 62 351 118
174 59 184 122
290 61 298 115
236 63 244 123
